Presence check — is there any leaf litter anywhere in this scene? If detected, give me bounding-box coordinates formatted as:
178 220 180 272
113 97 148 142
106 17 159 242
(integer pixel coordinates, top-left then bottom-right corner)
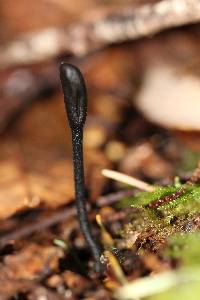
0 9 200 299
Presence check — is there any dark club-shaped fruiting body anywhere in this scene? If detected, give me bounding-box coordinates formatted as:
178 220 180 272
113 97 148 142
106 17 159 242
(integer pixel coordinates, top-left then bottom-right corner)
60 63 102 273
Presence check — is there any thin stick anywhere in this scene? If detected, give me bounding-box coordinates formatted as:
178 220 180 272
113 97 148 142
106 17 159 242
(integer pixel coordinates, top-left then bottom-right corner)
102 169 155 192
97 189 136 207
0 206 76 249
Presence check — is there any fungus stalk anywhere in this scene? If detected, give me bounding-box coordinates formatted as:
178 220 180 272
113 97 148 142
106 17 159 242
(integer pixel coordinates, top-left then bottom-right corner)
60 63 102 272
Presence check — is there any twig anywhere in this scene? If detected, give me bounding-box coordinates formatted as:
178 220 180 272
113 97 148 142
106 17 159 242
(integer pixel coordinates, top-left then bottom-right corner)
0 191 135 253
1 0 200 69
0 206 76 249
102 169 155 192
0 204 131 250
97 189 136 207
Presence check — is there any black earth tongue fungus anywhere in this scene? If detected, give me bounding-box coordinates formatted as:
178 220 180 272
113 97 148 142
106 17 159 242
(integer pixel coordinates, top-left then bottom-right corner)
60 63 102 273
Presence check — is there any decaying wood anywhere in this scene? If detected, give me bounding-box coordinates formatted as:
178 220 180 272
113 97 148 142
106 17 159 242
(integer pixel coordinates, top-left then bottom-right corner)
0 0 200 69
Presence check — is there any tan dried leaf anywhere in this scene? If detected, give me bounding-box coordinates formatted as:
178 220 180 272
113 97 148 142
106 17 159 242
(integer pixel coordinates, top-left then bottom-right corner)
0 95 109 219
4 243 63 280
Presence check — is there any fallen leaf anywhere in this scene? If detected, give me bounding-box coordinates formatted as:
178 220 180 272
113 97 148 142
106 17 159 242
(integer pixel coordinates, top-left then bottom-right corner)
4 243 63 280
0 94 109 219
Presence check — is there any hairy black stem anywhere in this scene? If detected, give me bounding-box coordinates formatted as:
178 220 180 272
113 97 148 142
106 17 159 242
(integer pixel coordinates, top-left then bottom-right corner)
60 62 102 272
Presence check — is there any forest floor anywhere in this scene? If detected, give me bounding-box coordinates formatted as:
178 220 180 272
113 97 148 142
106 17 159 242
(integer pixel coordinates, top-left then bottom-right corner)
0 1 200 299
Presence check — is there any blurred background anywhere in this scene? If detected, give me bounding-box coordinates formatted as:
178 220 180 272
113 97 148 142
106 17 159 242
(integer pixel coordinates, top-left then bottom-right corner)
0 0 200 298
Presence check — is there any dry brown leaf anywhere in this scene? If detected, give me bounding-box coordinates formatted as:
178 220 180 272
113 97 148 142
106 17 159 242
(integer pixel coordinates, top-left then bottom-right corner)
4 243 63 280
62 271 90 294
0 273 31 300
0 94 109 219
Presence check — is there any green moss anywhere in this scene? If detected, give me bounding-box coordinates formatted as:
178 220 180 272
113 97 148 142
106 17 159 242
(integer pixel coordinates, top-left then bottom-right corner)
145 233 200 300
157 185 200 220
119 184 200 220
118 183 200 252
116 167 200 299
117 186 179 208
166 233 200 267
179 148 200 172
147 280 200 300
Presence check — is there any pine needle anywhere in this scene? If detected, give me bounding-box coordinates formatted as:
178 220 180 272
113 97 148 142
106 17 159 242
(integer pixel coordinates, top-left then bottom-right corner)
102 169 155 192
96 214 115 247
104 250 127 286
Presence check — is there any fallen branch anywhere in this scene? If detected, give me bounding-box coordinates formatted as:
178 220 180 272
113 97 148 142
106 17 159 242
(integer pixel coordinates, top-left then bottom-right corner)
0 0 200 69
